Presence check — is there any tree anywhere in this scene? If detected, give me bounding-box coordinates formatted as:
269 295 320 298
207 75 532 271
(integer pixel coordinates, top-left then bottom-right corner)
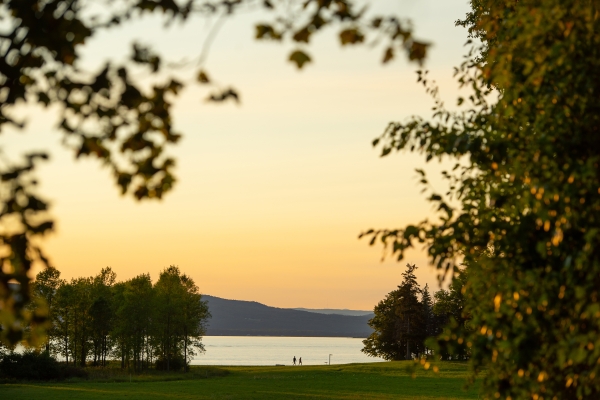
89 268 116 367
0 0 428 346
153 265 209 371
431 270 469 361
153 266 182 371
53 282 76 365
362 286 403 361
420 283 436 356
31 266 63 353
363 264 427 361
69 277 94 367
110 281 130 369
395 264 427 360
179 274 210 371
112 274 154 371
363 0 600 397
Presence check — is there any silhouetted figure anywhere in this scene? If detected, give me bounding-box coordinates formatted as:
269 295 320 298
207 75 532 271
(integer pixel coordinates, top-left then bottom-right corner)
293 356 296 365
299 357 302 366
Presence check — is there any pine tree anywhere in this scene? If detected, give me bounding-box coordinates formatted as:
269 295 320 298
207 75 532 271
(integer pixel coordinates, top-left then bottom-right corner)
421 284 435 355
363 264 427 360
395 264 426 359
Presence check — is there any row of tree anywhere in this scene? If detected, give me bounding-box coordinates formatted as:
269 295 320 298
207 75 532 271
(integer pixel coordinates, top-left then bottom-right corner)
28 266 210 371
362 264 468 361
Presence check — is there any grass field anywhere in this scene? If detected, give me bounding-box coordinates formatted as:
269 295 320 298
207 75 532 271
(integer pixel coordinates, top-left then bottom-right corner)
0 362 481 399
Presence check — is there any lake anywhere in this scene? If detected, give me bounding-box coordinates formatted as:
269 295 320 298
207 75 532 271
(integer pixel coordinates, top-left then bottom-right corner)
191 336 385 366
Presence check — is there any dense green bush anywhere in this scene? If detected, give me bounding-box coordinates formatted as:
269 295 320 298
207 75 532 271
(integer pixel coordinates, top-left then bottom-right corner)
155 356 186 372
0 351 87 381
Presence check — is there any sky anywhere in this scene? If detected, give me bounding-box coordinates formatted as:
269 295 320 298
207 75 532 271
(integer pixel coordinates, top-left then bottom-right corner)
7 0 472 310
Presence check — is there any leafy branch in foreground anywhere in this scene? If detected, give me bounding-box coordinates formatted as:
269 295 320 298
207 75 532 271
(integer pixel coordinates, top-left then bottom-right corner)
362 1 600 398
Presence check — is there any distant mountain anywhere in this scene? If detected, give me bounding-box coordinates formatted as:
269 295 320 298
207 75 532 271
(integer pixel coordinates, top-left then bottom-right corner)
293 308 373 317
203 295 374 338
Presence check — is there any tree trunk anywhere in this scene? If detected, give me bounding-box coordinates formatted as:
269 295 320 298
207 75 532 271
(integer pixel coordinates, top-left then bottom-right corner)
184 331 188 373
406 315 411 360
166 315 171 371
73 337 77 367
63 323 69 367
65 334 69 366
80 337 86 368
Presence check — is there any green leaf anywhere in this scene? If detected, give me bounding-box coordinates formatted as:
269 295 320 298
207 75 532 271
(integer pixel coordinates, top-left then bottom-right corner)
339 28 364 46
207 88 240 103
197 70 210 84
288 50 312 69
382 47 394 64
255 24 281 41
293 27 311 43
408 41 428 62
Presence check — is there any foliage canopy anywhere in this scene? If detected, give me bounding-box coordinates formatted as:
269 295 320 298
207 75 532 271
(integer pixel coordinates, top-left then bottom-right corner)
362 264 429 361
32 265 209 370
364 0 600 398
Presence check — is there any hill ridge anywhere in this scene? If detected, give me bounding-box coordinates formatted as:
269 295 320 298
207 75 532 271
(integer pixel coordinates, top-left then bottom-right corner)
202 295 374 338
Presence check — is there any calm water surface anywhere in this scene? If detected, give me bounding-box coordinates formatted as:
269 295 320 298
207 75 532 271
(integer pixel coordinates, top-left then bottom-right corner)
191 336 385 366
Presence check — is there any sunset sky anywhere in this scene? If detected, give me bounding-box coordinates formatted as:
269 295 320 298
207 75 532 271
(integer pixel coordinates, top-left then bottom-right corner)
8 0 471 310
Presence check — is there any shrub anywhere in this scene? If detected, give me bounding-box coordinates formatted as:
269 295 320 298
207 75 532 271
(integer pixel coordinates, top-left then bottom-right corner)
0 351 87 381
155 356 186 371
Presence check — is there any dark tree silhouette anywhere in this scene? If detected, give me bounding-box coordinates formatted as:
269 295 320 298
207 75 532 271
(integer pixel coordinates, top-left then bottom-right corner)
363 264 439 361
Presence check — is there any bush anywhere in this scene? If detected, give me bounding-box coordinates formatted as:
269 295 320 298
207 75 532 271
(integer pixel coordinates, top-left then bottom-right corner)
60 365 88 379
0 351 87 381
155 356 186 371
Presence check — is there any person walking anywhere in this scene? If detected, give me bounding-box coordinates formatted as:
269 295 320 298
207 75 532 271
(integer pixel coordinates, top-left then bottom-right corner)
299 357 302 366
293 356 296 366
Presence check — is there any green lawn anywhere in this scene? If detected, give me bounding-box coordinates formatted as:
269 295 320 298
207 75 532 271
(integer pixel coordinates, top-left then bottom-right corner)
0 362 480 399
